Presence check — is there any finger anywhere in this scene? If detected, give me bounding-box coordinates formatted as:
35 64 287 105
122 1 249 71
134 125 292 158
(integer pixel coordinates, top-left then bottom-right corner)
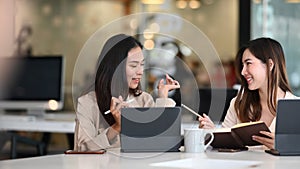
111 96 124 112
199 121 205 128
203 120 215 129
111 96 122 103
173 80 180 86
203 113 210 119
258 136 273 145
165 74 174 84
203 114 212 123
166 74 171 80
112 96 123 108
199 120 208 128
118 95 124 102
259 131 274 139
111 97 119 109
111 97 117 103
198 115 203 121
252 135 274 149
157 79 164 89
110 98 114 108
253 136 273 148
166 84 180 90
207 121 215 128
114 102 124 114
198 116 204 128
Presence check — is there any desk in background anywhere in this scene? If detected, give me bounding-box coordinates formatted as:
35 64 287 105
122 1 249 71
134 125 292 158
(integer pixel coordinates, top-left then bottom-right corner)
0 112 76 158
0 112 76 133
0 112 198 134
0 148 299 169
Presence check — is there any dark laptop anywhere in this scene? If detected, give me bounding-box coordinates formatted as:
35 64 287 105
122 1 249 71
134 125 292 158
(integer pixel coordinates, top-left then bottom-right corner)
198 88 238 122
120 107 182 152
266 99 300 156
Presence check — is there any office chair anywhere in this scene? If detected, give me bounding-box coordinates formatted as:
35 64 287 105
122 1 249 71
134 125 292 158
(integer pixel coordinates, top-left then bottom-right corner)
5 132 46 159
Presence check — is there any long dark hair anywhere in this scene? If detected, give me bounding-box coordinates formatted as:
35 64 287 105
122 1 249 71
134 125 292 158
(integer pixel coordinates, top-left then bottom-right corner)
95 34 143 125
234 37 291 122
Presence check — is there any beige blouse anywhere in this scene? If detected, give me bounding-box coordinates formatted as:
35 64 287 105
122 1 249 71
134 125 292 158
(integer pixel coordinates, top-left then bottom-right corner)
74 91 176 151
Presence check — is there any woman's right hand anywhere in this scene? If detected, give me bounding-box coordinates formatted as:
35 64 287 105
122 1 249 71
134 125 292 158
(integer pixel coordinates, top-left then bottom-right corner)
110 96 128 133
198 114 215 129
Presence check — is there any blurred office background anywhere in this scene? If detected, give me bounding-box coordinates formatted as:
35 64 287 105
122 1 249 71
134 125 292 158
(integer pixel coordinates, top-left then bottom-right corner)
0 0 300 159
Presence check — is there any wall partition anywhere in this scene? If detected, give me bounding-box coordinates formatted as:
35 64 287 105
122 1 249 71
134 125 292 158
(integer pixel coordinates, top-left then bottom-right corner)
251 0 300 95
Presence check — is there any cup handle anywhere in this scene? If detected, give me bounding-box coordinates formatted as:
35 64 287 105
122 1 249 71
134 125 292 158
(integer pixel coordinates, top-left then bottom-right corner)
204 132 214 150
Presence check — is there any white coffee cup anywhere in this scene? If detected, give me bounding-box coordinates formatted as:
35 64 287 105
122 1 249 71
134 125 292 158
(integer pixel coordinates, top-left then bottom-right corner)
184 128 214 153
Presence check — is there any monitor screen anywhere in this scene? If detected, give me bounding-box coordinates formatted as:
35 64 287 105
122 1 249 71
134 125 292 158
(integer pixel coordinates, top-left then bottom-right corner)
0 56 64 114
198 88 238 123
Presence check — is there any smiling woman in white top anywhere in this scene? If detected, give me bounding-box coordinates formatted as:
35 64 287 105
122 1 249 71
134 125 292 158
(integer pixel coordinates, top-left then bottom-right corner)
199 37 299 149
74 34 180 151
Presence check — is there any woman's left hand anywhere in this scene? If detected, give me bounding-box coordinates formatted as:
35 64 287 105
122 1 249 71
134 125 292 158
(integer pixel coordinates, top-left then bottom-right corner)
157 74 180 98
252 131 275 149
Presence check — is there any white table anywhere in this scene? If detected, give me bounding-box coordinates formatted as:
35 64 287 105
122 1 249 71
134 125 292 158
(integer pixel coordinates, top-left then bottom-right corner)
0 148 299 169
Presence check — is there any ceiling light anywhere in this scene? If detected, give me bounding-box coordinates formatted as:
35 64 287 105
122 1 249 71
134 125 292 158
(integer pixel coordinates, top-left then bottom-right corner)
142 0 165 5
189 0 201 9
176 0 188 9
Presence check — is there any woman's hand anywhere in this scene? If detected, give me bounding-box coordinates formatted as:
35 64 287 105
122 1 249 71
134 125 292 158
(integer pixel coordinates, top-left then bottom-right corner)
198 114 215 129
157 74 180 98
110 96 128 133
252 131 275 149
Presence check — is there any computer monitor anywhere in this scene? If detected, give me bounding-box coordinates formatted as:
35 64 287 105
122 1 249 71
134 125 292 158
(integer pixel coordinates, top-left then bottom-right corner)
0 56 64 115
198 88 238 123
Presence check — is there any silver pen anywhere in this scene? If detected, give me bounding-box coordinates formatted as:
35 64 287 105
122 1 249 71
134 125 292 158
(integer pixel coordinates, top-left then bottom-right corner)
181 103 203 118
